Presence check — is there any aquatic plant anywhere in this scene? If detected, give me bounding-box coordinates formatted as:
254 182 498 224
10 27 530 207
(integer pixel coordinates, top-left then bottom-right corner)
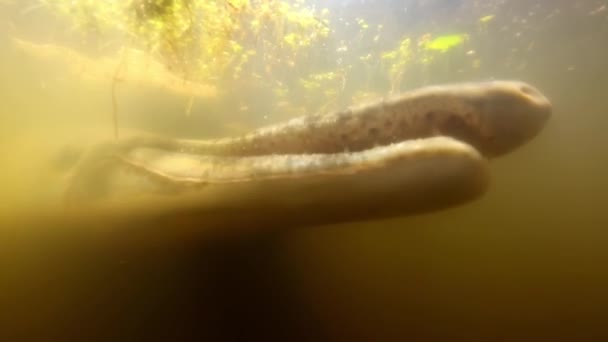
479 14 495 23
40 0 331 83
423 34 468 53
381 37 413 93
36 0 336 134
25 0 483 137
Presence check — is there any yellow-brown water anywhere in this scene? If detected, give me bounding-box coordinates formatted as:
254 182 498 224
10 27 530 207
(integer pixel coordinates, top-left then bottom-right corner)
1 1 608 340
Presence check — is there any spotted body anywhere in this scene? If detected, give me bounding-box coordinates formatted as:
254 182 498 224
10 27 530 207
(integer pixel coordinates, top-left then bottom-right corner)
122 80 550 159
65 80 551 227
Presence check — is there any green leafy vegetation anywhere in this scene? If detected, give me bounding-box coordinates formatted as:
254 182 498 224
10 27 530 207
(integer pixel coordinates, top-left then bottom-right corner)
28 0 482 122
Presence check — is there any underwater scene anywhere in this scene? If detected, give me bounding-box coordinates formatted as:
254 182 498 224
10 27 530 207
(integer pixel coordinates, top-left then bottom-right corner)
1 0 608 340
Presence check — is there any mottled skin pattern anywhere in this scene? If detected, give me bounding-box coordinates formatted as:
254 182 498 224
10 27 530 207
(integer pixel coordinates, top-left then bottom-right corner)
122 80 551 159
66 80 551 204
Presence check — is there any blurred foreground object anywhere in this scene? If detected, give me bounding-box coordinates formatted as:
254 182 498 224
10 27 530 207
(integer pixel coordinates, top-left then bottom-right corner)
55 80 551 237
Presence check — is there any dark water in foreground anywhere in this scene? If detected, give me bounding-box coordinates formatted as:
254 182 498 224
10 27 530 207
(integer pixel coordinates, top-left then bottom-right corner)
1 0 608 340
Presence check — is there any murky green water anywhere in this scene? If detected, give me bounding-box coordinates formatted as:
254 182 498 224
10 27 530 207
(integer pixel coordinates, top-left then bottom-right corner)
1 0 608 340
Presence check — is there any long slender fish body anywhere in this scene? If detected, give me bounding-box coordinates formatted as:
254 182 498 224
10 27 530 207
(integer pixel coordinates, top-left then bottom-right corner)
123 80 551 159
64 80 551 229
